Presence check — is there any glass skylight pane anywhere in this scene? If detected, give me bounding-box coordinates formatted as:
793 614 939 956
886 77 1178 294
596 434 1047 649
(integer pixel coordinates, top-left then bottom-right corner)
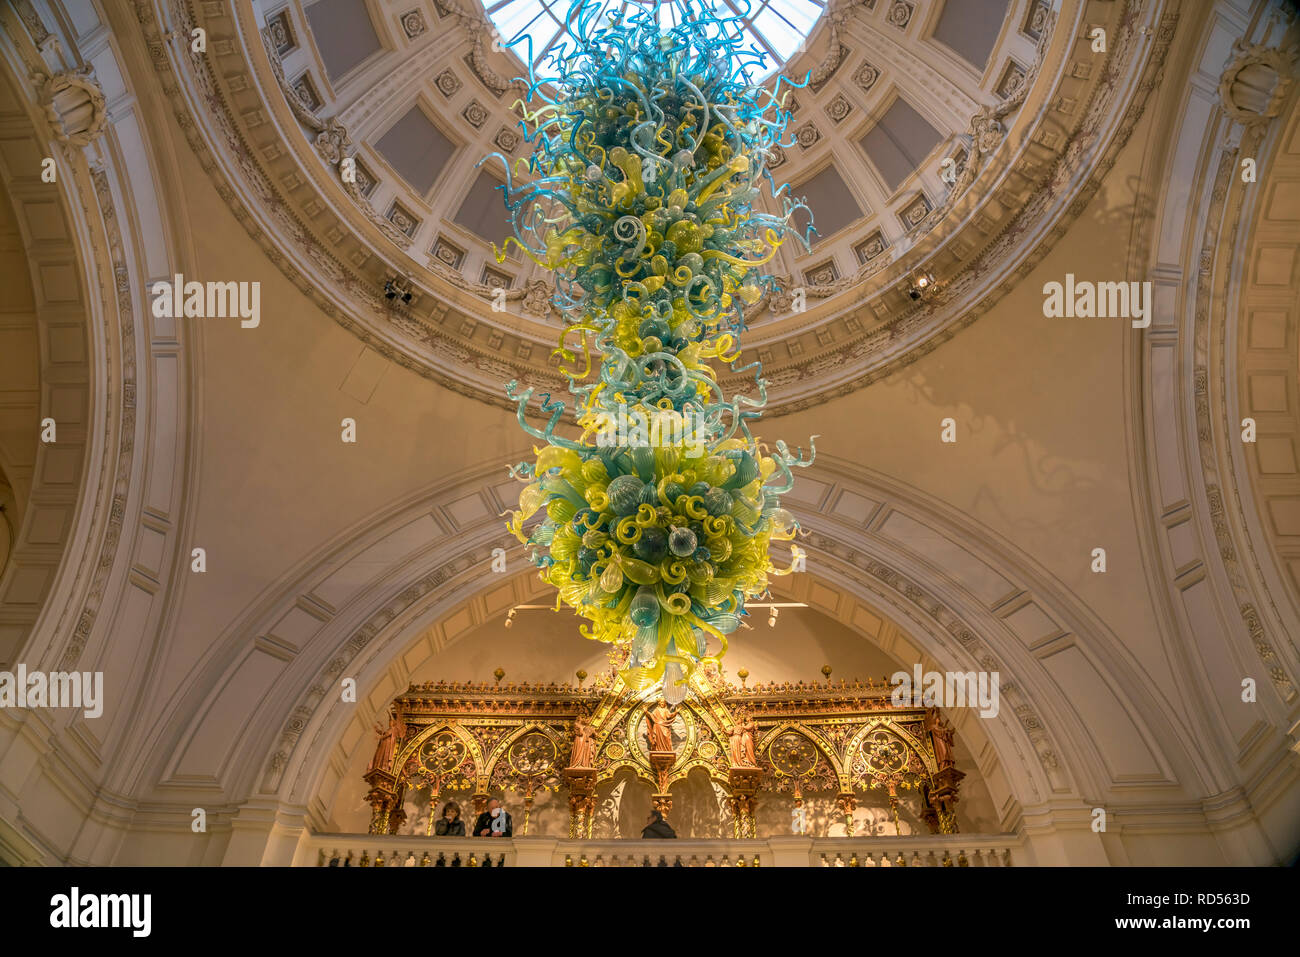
753 7 801 60
479 0 822 79
534 24 565 63
771 0 820 35
494 0 549 43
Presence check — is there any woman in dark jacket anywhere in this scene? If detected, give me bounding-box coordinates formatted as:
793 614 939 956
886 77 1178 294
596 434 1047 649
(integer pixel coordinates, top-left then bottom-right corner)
433 801 465 836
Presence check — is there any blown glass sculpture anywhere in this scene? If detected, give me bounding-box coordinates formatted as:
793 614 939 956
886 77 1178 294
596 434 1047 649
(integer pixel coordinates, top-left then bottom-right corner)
496 0 817 704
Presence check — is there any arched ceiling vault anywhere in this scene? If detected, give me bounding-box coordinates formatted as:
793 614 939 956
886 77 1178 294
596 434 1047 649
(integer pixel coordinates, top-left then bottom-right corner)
1123 10 1300 815
0 0 208 864
0 0 1295 868
0 66 98 672
1226 89 1300 631
118 448 1225 857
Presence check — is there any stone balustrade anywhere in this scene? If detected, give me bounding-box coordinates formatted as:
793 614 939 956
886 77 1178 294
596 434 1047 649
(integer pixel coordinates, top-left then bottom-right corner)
297 833 1020 867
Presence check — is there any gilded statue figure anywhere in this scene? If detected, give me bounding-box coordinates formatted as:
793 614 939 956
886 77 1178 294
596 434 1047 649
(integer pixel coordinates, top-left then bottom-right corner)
925 709 955 768
739 713 757 766
644 700 678 753
729 713 758 767
569 714 596 768
367 710 406 774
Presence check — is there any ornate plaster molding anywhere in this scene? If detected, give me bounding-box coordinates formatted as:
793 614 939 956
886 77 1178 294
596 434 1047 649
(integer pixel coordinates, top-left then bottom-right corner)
32 66 107 147
1217 39 1297 127
130 0 1173 421
1191 116 1297 703
59 164 140 671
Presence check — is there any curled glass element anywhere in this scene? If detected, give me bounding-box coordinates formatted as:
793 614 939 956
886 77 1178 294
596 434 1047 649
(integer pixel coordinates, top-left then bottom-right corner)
482 0 828 79
498 0 817 700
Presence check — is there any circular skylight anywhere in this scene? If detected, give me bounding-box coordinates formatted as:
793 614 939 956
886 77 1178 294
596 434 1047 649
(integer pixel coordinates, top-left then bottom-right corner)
480 0 827 78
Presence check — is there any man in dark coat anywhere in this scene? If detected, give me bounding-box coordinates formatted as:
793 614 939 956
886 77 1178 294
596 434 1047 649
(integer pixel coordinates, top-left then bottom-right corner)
641 809 676 839
472 798 513 837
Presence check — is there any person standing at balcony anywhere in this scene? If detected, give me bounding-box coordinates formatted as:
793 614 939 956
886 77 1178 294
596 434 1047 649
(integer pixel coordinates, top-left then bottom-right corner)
641 809 676 839
473 798 512 837
434 801 465 836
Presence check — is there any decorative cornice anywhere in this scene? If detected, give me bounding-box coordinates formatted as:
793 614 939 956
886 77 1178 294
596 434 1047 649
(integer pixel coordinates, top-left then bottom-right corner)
132 0 569 415
60 164 140 670
258 27 413 251
1192 124 1296 703
738 4 1181 413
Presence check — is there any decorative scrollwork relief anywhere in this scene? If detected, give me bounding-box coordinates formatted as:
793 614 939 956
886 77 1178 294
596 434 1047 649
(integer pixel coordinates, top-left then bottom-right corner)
1217 40 1297 127
33 66 107 147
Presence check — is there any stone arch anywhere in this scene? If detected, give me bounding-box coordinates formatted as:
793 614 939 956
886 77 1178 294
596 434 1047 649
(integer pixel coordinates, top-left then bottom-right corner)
482 721 569 785
0 65 98 667
1122 15 1300 863
392 721 482 780
0 9 215 865
845 717 940 784
1222 82 1300 636
281 541 1037 839
128 437 1220 862
758 722 845 785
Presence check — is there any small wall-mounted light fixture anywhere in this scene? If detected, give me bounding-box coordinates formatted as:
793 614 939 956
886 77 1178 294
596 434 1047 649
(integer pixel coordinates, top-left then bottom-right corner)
907 271 936 302
384 276 413 304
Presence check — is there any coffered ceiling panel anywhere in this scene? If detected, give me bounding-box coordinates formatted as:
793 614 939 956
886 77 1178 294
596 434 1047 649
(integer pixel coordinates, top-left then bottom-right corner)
454 168 511 245
859 96 944 193
374 105 456 196
794 163 865 243
932 0 1012 70
304 0 383 79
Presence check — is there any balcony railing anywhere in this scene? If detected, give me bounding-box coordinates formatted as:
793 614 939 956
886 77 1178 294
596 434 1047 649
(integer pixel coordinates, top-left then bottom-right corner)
296 833 1020 867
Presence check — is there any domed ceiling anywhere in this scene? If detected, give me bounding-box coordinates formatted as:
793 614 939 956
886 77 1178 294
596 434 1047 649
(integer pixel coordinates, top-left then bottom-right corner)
162 0 1173 410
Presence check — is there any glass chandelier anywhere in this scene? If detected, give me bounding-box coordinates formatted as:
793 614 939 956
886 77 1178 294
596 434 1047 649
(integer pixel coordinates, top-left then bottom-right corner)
498 0 816 703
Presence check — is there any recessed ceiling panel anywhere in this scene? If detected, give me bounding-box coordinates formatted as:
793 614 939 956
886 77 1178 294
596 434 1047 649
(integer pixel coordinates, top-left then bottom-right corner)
859 98 943 193
455 169 511 244
374 107 456 196
932 0 1011 70
305 0 383 80
792 164 863 242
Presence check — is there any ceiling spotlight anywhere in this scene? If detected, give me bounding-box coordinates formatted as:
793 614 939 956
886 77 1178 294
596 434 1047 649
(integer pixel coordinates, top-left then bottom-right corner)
907 271 936 302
